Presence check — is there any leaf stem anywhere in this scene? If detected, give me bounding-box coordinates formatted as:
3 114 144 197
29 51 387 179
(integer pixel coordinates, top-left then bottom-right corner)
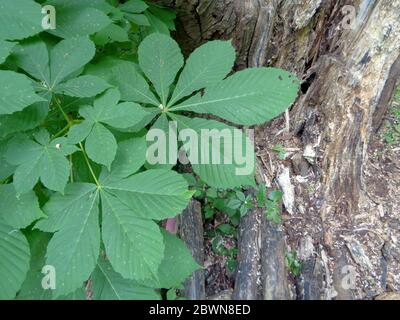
79 142 101 187
53 96 100 187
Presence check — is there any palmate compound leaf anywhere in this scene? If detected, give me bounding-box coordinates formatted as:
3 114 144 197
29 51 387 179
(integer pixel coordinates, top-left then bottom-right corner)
0 184 45 229
67 88 151 168
5 129 78 194
170 67 301 126
169 114 256 189
0 222 30 300
91 256 161 300
0 0 42 41
35 169 191 295
13 37 110 98
138 33 184 105
35 183 100 298
0 70 45 115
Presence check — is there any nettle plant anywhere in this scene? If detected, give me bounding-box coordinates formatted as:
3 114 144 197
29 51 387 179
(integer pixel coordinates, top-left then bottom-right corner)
0 0 299 300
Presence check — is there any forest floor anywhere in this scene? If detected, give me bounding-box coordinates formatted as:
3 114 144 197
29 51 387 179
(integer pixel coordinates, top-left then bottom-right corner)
202 91 400 300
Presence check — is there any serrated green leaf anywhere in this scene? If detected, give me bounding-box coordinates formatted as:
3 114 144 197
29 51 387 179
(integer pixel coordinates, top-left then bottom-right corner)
46 0 111 39
109 60 160 105
94 23 129 45
102 137 147 181
67 121 94 144
6 131 75 194
0 0 42 40
13 38 50 84
171 114 256 189
155 230 199 289
17 230 53 300
43 184 100 297
101 190 164 281
102 169 190 220
171 68 300 126
91 256 160 300
138 34 183 105
55 75 111 97
50 37 96 87
0 184 44 229
0 40 15 64
0 70 45 115
120 0 148 13
169 40 235 106
0 141 15 180
0 101 49 139
0 223 30 299
145 113 175 170
36 183 98 232
144 11 170 35
85 122 117 169
125 13 150 26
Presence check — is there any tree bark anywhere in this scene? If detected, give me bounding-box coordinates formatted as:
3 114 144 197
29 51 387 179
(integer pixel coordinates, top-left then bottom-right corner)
152 0 400 299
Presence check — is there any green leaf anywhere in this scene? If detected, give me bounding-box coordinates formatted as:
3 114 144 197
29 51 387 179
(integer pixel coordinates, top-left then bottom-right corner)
13 38 50 84
172 114 256 189
103 137 147 181
217 224 235 235
0 101 49 139
155 230 199 288
85 122 117 169
17 230 53 300
125 13 150 26
67 121 94 144
171 68 300 126
94 24 129 45
120 0 148 13
168 40 235 106
42 184 100 297
36 183 98 232
55 75 111 97
0 40 15 64
101 190 164 281
6 131 75 194
0 184 44 229
46 0 111 39
145 113 175 170
50 37 96 87
91 256 160 300
102 169 191 220
138 34 183 105
81 88 151 129
0 223 30 299
0 70 45 115
0 0 43 40
0 145 15 180
113 61 160 105
72 89 150 168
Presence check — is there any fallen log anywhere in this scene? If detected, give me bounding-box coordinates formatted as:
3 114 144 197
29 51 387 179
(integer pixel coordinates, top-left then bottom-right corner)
179 200 206 300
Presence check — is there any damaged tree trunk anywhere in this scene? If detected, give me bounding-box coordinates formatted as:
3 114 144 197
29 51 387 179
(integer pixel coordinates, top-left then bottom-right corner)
152 0 400 299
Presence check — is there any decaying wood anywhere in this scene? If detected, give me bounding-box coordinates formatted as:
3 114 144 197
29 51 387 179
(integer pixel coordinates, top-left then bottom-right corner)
152 0 400 299
180 200 206 300
262 220 292 300
232 194 262 300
